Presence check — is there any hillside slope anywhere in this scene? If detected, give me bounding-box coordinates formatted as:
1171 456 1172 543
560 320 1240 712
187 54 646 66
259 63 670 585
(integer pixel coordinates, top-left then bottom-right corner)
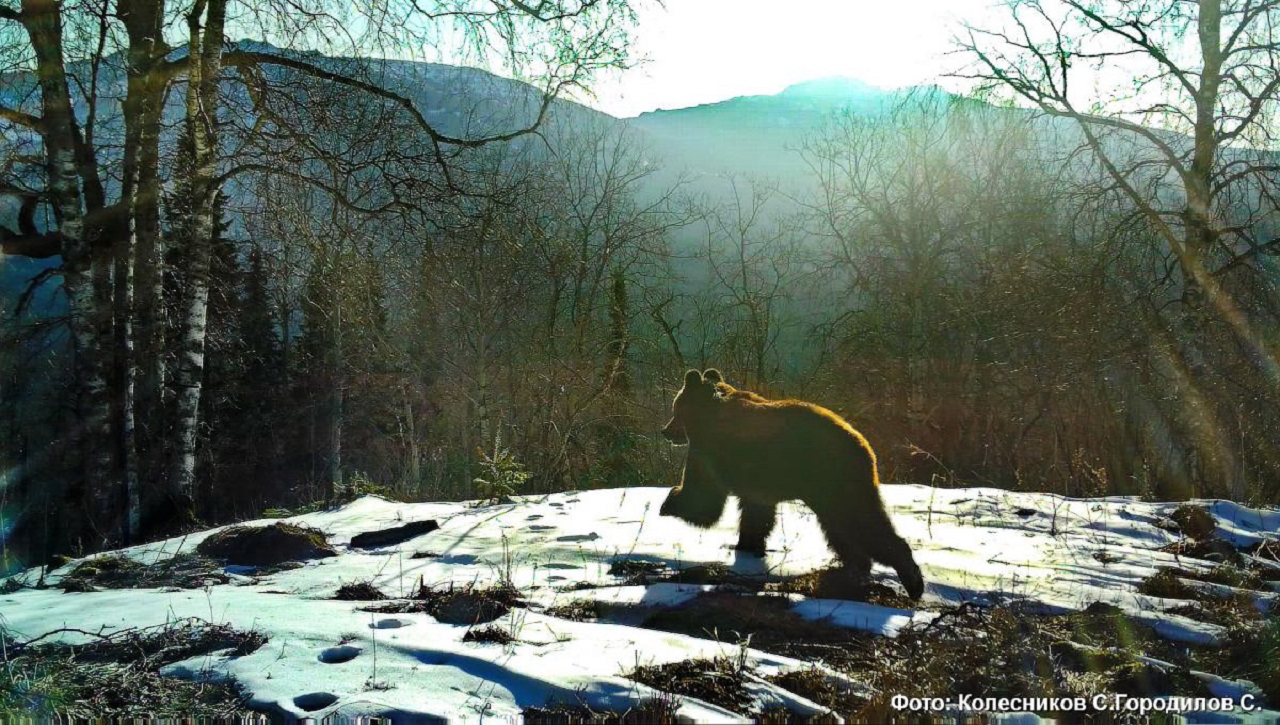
2 485 1277 721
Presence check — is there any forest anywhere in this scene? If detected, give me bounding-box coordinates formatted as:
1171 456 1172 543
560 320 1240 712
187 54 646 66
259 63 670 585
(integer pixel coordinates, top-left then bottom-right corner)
1 0 1278 569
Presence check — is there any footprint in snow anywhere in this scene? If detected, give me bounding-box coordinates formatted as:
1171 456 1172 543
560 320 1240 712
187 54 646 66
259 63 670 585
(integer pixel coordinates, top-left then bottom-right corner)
318 645 361 664
293 692 339 712
369 618 412 629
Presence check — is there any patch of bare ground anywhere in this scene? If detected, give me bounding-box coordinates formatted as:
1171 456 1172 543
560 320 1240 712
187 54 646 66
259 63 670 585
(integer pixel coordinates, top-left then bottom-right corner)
1168 504 1217 541
0 618 267 720
608 558 670 585
60 553 232 592
1157 504 1280 588
545 599 605 621
1138 567 1267 628
1164 535 1280 588
334 580 387 601
523 694 682 723
765 668 866 721
197 522 336 567
660 562 758 586
1251 540 1280 566
359 579 524 625
1248 541 1280 581
462 624 515 644
626 654 843 721
628 656 756 715
1188 617 1280 705
1162 537 1241 565
641 592 873 671
1186 564 1264 590
634 586 1277 721
765 568 919 608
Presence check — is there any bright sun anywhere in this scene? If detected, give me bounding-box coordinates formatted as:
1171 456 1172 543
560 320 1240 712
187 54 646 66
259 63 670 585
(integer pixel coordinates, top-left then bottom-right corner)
584 0 999 117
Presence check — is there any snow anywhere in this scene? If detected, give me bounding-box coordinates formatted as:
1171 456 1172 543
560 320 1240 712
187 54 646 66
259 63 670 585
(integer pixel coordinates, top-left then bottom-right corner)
790 597 939 637
3 484 1277 721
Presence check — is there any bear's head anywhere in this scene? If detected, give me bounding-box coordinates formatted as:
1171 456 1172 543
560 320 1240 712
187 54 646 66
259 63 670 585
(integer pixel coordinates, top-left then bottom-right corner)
661 368 724 445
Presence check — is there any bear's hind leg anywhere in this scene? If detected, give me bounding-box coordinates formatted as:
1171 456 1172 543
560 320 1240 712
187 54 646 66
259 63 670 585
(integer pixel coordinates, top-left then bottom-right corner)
858 507 925 600
813 510 873 580
735 501 777 556
867 531 924 600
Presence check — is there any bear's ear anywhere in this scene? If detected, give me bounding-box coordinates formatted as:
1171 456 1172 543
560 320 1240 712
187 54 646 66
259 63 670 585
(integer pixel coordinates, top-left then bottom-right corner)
684 369 703 388
702 369 723 384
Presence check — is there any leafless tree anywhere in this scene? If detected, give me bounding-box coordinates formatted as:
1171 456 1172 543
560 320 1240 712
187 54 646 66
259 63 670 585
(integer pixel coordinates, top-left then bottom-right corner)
957 0 1280 498
1 0 649 547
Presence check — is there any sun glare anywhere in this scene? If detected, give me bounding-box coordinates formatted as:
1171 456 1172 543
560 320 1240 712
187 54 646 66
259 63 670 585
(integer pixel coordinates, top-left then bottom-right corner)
586 0 998 117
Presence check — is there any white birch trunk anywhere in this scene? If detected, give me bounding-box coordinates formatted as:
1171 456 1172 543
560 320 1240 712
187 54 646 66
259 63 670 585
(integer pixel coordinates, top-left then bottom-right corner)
21 0 117 540
168 0 226 517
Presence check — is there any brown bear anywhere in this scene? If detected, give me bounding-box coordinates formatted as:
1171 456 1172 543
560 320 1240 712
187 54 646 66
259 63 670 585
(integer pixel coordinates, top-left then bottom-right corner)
660 369 925 599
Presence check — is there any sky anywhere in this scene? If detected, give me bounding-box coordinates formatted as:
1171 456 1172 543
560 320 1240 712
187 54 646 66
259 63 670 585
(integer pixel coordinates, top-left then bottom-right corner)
583 0 1000 118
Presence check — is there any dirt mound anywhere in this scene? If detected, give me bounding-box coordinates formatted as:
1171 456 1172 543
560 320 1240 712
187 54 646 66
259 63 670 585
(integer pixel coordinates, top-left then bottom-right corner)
1170 504 1216 540
197 523 336 566
360 580 524 625
334 581 387 601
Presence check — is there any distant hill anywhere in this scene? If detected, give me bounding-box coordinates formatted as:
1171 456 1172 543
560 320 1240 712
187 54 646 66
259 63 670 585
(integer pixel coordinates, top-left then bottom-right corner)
629 77 913 181
0 47 970 259
7 46 1273 307
0 43 617 309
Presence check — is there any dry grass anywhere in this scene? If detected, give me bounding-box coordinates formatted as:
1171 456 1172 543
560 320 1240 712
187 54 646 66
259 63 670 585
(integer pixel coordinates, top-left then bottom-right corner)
1138 568 1199 599
1191 617 1280 704
1137 567 1267 628
523 695 682 723
633 588 1274 721
0 618 267 720
641 592 871 669
607 558 669 585
766 667 867 718
360 580 524 625
545 599 604 622
61 553 232 591
463 624 516 644
628 656 756 715
334 580 387 601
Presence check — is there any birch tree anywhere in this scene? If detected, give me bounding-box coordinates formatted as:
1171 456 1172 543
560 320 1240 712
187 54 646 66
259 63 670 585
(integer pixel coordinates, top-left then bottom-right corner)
3 0 121 544
1 0 648 549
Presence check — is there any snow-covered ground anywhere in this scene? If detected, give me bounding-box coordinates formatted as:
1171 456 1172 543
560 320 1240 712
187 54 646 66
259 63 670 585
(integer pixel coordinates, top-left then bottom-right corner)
2 485 1278 722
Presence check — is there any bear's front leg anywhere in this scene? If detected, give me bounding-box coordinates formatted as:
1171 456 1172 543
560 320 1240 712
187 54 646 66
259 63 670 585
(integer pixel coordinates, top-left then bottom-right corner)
660 450 729 528
735 501 777 556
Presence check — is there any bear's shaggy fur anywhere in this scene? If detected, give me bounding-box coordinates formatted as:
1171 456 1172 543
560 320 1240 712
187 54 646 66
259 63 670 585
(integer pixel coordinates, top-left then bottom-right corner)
660 369 924 599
